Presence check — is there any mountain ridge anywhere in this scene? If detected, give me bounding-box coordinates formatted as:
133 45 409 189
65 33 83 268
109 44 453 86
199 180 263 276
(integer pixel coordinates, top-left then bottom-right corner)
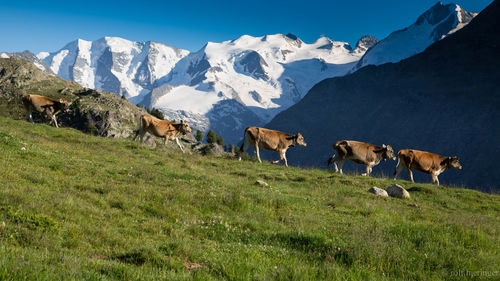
265 0 500 191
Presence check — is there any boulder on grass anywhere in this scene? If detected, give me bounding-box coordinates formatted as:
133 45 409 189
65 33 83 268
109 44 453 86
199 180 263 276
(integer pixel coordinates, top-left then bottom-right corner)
368 186 389 197
386 184 410 199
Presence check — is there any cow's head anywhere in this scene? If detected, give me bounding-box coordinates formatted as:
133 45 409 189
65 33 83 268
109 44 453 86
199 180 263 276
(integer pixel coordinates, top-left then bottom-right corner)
447 156 462 170
375 144 396 161
295 133 307 147
59 99 70 112
180 120 192 134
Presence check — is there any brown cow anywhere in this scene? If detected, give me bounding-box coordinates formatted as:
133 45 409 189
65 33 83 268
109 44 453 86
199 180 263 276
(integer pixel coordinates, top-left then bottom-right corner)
327 140 396 176
239 127 307 167
393 149 462 185
133 114 192 153
21 94 69 128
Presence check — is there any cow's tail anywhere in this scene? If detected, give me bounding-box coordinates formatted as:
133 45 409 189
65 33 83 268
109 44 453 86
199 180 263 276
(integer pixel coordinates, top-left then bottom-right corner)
133 115 143 141
327 153 335 168
239 128 249 159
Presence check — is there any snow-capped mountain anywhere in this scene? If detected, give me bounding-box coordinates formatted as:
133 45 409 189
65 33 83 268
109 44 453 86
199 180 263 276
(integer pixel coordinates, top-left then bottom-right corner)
38 33 369 144
36 2 475 145
138 33 368 143
1 51 54 75
351 2 476 72
38 37 189 103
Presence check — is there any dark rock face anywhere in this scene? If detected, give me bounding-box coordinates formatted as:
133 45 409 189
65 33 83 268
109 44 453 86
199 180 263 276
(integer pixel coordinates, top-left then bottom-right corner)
353 36 378 53
236 51 269 81
416 2 455 25
187 56 211 86
266 1 500 191
95 48 122 95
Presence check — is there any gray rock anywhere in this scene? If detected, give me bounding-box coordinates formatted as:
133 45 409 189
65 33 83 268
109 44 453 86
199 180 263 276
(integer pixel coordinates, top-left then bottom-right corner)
255 180 269 187
386 184 410 199
368 186 389 197
141 133 156 148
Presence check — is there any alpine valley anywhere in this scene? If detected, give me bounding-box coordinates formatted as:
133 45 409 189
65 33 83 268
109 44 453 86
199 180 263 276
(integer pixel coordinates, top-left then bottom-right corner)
32 2 474 144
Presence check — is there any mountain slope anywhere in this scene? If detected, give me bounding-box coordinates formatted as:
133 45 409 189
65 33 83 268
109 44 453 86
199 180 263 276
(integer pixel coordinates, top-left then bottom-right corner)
266 0 500 191
1 116 499 280
351 2 476 72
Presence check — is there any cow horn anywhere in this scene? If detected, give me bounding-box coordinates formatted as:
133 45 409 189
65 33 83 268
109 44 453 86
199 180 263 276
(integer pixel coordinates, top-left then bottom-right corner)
382 144 387 148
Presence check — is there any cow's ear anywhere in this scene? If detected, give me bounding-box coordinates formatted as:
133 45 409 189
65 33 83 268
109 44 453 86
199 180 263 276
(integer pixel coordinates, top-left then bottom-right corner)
59 99 64 103
382 144 387 148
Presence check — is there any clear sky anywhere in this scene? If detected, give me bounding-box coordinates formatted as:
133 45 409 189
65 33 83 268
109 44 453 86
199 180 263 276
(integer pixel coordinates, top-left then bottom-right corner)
0 0 493 54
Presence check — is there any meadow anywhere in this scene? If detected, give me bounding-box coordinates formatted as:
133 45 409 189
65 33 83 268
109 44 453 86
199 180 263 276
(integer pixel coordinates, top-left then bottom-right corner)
0 117 498 280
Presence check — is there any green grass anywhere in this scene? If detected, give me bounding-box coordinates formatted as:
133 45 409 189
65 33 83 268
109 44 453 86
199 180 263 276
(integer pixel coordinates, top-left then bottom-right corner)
0 117 499 280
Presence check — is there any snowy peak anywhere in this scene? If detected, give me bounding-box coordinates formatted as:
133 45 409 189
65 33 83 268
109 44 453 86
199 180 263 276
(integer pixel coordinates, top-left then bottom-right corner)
415 2 476 40
351 2 476 72
352 35 378 54
138 32 365 144
38 37 189 100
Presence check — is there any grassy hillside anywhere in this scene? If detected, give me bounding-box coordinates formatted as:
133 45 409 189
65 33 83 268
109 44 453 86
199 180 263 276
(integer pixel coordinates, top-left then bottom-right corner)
0 117 498 280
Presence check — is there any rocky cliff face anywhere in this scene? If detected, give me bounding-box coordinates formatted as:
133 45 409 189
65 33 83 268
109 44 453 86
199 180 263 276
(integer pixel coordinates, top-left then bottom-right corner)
266 1 500 191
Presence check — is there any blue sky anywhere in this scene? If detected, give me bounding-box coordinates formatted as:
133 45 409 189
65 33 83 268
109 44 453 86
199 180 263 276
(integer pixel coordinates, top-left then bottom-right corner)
0 0 493 54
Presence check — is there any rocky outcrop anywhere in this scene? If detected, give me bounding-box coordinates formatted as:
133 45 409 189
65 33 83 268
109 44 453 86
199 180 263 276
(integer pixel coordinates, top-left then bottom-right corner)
368 186 389 197
386 184 410 199
0 56 147 139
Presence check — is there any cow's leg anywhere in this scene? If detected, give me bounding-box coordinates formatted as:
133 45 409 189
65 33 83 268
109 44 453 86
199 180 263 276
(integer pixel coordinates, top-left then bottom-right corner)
52 114 59 128
330 154 340 172
273 149 287 165
431 173 440 185
365 165 373 176
393 158 404 179
407 168 414 183
45 108 58 128
254 142 262 163
164 136 170 147
337 160 345 174
175 137 185 153
26 108 34 123
282 150 288 167
362 164 373 176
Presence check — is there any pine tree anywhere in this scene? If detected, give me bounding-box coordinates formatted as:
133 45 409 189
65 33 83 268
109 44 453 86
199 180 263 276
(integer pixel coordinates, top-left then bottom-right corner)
206 130 218 144
217 135 225 146
148 108 164 120
195 130 204 142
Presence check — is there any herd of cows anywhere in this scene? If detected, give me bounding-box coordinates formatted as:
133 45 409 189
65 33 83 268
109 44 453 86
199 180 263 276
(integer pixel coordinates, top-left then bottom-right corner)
21 93 463 186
